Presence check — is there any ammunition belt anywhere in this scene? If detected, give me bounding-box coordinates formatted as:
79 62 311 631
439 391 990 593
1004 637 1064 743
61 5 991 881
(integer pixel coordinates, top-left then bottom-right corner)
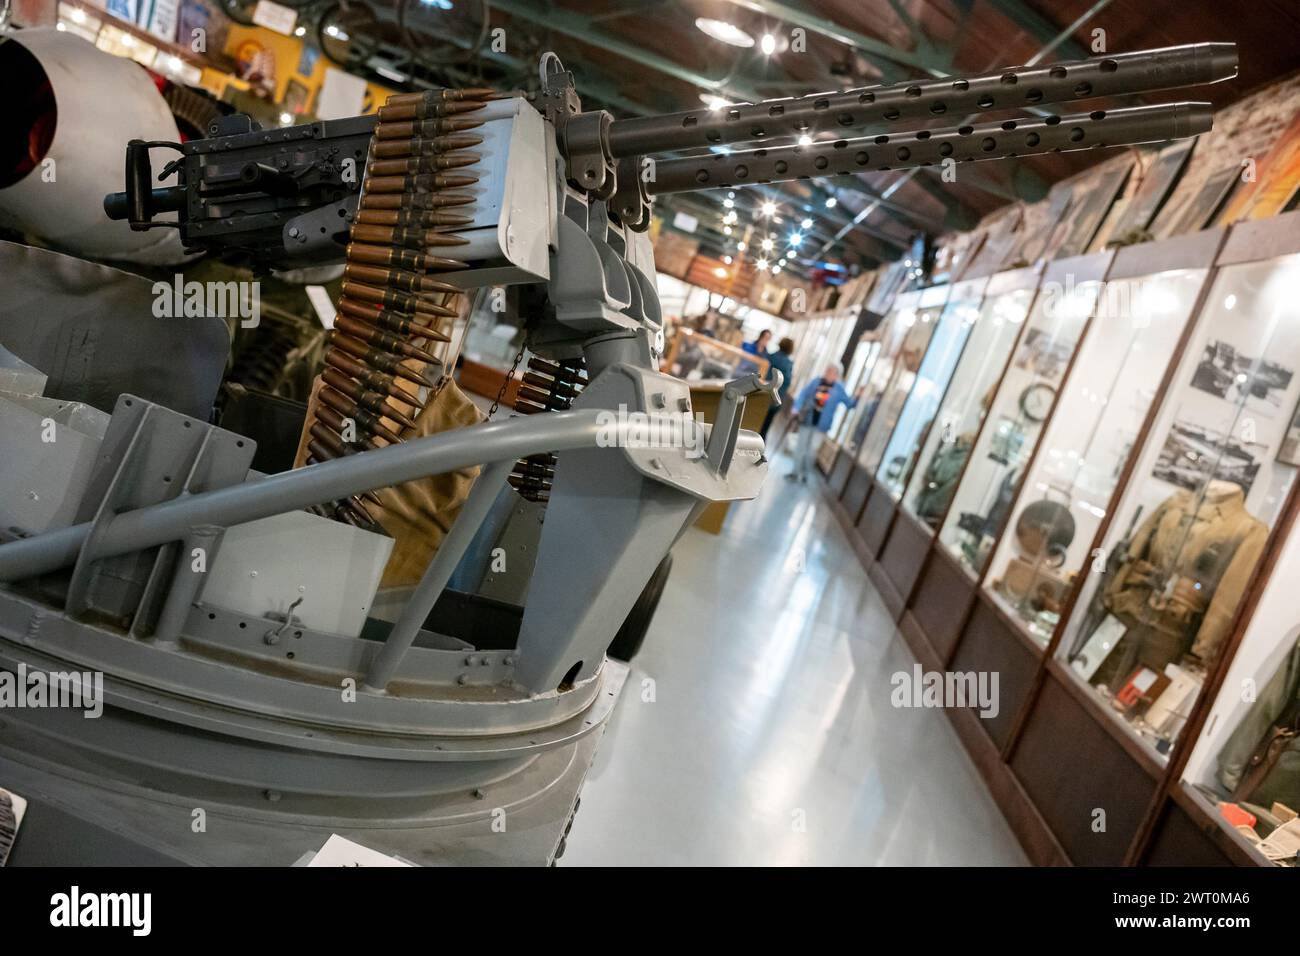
303 87 493 527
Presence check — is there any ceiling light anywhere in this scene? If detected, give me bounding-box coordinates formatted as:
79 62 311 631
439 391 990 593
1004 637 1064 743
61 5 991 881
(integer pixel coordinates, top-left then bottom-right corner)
724 255 733 264
71 7 87 22
789 232 803 247
760 34 776 55
801 217 813 229
773 265 782 274
420 0 454 7
294 25 306 36
778 258 787 266
825 197 837 208
695 17 755 48
756 258 769 270
714 267 729 279
760 237 774 251
723 198 734 208
737 241 747 251
723 226 733 235
760 200 777 217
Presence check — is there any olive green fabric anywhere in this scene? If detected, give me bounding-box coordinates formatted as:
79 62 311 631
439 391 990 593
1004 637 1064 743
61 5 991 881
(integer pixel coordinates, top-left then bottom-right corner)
1217 638 1300 807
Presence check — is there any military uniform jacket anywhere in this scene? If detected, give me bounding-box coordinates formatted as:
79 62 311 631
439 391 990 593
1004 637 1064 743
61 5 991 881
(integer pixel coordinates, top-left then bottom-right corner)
1103 484 1268 667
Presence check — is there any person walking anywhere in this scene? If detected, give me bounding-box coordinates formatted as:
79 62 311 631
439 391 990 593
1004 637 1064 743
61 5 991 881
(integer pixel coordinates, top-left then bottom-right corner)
786 363 857 483
761 336 795 438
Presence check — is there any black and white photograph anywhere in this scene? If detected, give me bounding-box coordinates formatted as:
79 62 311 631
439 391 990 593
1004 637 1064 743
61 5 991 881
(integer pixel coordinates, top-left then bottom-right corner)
1191 339 1295 415
1153 418 1266 495
1013 326 1078 379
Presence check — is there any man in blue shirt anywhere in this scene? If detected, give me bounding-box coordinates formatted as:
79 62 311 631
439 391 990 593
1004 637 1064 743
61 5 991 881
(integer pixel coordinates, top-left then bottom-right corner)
761 336 795 438
787 363 857 482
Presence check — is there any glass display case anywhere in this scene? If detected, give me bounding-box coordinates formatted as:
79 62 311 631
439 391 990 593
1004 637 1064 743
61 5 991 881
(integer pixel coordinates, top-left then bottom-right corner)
937 255 1110 578
901 271 1039 530
662 327 770 381
855 284 953 477
985 258 1215 646
1180 528 1300 865
837 292 920 461
857 287 951 476
874 278 989 500
1057 250 1300 762
827 311 880 444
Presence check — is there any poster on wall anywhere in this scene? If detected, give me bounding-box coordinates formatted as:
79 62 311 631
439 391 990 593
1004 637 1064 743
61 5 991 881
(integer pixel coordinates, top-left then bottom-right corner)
1218 113 1300 224
146 0 181 43
1053 164 1132 258
1153 165 1240 239
1107 139 1196 241
106 0 139 21
177 0 227 57
1278 400 1300 465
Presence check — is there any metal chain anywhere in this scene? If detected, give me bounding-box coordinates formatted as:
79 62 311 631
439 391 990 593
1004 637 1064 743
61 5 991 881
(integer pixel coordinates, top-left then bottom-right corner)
487 341 526 419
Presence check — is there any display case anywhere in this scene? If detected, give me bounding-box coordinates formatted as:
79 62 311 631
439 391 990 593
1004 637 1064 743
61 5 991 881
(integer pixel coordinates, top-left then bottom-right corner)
854 281 981 564
936 254 1111 580
662 327 770 381
826 320 883 488
856 284 955 482
1177 522 1300 866
839 291 921 517
831 325 879 440
906 254 1110 661
876 279 989 501
901 270 1041 530
1054 240 1300 764
984 232 1224 648
876 268 1041 612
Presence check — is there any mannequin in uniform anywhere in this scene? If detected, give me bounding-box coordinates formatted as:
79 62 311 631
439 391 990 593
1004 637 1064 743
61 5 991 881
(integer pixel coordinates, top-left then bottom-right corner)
1092 480 1268 688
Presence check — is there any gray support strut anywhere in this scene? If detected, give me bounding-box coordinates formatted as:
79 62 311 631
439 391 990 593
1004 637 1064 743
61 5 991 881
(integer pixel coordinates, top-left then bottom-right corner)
363 460 514 692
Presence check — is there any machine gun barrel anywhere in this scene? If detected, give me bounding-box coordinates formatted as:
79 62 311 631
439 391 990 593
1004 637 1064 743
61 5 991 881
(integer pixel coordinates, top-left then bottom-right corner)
645 101 1212 195
606 43 1235 158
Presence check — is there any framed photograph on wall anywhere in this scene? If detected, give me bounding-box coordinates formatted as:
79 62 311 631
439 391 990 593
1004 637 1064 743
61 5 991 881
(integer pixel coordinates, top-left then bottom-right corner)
1278 399 1300 465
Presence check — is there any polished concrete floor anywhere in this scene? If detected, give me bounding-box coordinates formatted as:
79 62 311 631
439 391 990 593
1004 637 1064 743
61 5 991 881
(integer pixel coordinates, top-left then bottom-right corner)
561 451 1028 866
